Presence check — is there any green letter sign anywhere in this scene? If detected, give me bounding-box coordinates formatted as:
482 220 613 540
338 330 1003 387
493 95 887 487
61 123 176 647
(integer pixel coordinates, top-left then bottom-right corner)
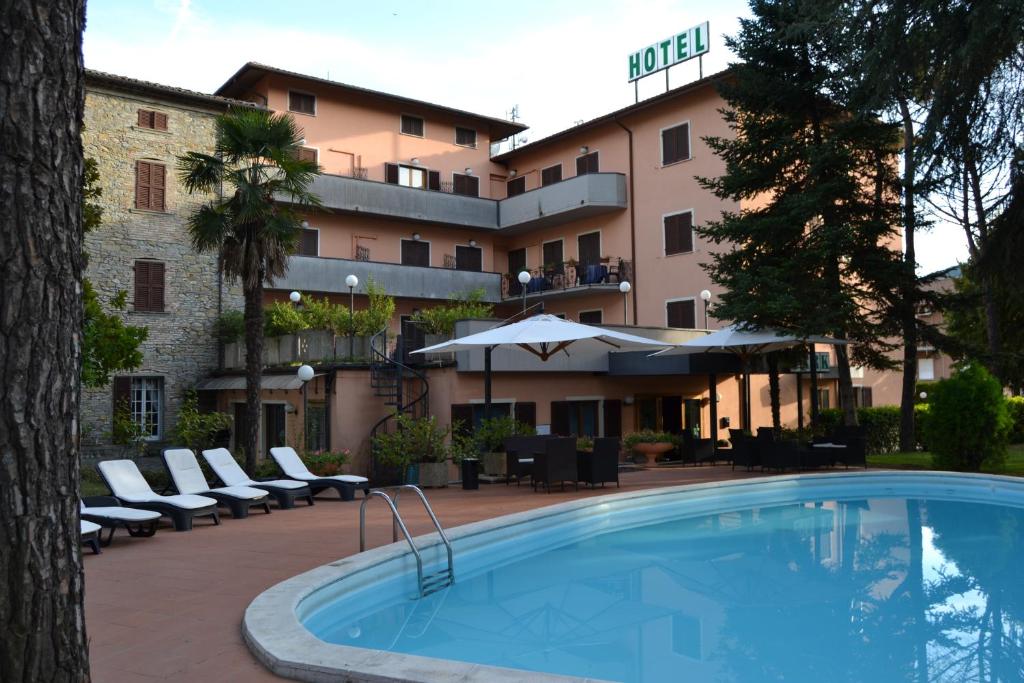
627 21 709 82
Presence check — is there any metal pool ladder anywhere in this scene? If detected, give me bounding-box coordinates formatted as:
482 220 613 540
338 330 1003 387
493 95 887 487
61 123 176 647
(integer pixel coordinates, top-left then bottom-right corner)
359 485 454 597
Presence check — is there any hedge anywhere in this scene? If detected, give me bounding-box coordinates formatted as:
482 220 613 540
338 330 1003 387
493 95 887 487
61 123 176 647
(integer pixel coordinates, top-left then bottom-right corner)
1009 396 1024 444
816 406 902 454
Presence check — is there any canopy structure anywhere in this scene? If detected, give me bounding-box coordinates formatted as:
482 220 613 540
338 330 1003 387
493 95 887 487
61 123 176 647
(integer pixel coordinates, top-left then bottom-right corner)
652 325 848 430
413 314 670 421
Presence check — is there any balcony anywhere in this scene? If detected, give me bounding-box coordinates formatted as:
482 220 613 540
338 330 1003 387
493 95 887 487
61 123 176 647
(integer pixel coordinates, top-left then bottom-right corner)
501 258 632 302
498 173 628 234
304 173 497 229
273 255 503 302
288 171 627 233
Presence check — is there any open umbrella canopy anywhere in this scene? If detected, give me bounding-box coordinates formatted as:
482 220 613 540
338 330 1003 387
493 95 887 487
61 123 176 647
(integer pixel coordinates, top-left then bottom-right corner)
652 324 846 358
411 314 670 360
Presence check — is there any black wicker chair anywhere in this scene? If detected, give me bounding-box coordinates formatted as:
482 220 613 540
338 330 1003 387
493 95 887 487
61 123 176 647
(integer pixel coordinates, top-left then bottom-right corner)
533 437 579 492
578 438 620 488
729 429 759 471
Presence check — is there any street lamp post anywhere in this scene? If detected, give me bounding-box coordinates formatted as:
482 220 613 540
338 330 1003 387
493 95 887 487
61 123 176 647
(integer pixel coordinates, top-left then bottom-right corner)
345 274 358 359
700 289 712 329
517 270 531 314
619 281 631 325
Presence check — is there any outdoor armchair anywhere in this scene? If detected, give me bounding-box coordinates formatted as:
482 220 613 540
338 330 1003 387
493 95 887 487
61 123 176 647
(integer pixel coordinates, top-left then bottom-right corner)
269 446 370 501
532 437 578 493
162 448 272 519
80 497 160 546
728 429 759 471
578 437 619 488
96 459 220 531
202 448 315 509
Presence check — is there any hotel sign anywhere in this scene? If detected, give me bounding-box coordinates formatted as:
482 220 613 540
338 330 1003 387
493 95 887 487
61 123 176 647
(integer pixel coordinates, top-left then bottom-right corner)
628 22 709 82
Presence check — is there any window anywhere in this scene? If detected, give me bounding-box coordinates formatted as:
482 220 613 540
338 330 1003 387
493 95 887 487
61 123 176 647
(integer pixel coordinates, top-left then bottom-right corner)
664 212 694 255
288 91 316 115
507 175 526 197
576 151 599 175
507 247 527 295
542 240 563 270
134 160 166 211
306 403 327 451
137 109 167 130
853 387 873 408
298 228 318 256
297 147 318 163
661 122 691 165
455 245 482 271
550 400 600 437
455 126 477 147
578 310 603 324
666 299 696 328
114 376 162 440
816 388 831 410
401 114 424 137
541 164 562 186
918 357 935 381
134 260 165 312
401 239 430 267
452 173 479 197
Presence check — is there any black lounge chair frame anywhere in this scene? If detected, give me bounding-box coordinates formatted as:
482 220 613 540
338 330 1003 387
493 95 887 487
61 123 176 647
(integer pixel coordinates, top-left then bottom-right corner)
96 465 220 532
81 495 160 546
306 479 368 502
196 491 271 519
82 525 101 555
250 479 316 509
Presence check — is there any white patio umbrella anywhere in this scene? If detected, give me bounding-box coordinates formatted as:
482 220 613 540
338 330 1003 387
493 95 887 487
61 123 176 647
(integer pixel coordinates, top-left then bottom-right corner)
652 325 847 430
412 314 670 420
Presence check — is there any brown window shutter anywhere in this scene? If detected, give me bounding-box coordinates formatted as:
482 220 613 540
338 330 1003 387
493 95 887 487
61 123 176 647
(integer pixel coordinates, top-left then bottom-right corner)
112 376 131 415
507 176 525 197
550 401 570 436
297 147 317 163
678 212 693 252
137 109 150 127
514 402 536 428
134 260 149 310
451 404 474 436
149 262 165 312
150 163 166 211
677 123 690 161
603 399 622 438
428 170 441 191
576 155 587 176
467 175 479 197
664 215 678 254
385 163 399 184
154 112 168 131
135 161 151 210
300 229 318 256
662 127 675 164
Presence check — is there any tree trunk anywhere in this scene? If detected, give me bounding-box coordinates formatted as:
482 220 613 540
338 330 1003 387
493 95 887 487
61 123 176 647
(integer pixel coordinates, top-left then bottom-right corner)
767 352 781 431
898 96 919 452
243 276 265 475
0 2 90 681
835 342 858 426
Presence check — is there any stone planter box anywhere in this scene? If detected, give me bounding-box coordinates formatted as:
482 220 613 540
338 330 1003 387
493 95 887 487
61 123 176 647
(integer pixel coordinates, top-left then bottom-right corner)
337 335 371 361
298 330 334 362
417 461 449 488
223 342 245 369
481 451 506 477
422 333 454 363
264 335 298 366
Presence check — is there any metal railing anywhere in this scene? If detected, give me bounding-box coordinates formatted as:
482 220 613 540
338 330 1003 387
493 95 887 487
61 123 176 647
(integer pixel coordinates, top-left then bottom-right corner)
502 258 633 298
359 485 454 597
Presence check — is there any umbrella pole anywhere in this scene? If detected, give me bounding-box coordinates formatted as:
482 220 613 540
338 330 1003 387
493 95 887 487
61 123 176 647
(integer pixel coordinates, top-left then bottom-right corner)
708 373 718 457
483 346 493 421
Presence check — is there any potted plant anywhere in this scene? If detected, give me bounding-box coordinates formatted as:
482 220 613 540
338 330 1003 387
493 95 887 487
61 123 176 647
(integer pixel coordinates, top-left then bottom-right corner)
449 424 479 490
576 435 594 452
371 413 452 487
623 430 678 466
300 449 352 476
474 415 536 477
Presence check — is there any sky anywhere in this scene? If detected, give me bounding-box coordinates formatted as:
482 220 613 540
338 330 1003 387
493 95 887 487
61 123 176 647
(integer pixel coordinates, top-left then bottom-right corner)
83 0 968 274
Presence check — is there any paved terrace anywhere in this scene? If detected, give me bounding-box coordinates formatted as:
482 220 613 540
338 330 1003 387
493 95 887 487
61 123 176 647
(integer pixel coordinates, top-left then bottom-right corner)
84 466 770 682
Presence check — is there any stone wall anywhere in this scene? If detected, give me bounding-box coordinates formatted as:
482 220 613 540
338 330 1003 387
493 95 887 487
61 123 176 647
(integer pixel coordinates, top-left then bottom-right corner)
81 86 243 450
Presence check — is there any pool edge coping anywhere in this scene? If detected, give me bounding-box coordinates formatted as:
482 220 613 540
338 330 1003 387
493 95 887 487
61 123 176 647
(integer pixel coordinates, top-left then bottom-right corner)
243 470 1024 683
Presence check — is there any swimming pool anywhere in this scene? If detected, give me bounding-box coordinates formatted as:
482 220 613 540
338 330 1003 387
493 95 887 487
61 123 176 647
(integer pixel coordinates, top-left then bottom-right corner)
245 472 1024 682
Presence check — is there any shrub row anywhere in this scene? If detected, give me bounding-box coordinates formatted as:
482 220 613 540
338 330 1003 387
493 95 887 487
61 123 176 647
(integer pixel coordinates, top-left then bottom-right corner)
817 406 903 454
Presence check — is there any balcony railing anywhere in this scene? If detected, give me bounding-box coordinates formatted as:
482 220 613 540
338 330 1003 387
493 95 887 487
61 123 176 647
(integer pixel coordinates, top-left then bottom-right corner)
501 258 633 299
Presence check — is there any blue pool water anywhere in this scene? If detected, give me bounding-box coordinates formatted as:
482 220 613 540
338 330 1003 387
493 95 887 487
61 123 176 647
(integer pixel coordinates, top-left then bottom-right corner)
303 488 1024 682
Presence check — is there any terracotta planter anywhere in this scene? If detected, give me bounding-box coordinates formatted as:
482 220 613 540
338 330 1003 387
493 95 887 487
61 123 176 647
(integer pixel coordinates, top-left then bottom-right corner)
418 461 449 488
481 451 506 477
632 442 674 466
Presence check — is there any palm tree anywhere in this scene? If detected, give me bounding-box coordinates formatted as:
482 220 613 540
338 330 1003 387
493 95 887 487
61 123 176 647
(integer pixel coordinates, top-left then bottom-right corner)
178 108 320 475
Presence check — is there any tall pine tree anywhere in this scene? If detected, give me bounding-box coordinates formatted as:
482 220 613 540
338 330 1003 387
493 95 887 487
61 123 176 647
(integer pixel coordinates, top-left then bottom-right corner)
697 0 903 425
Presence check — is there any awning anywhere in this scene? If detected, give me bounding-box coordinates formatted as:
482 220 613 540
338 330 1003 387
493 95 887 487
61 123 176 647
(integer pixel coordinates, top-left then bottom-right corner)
194 375 305 391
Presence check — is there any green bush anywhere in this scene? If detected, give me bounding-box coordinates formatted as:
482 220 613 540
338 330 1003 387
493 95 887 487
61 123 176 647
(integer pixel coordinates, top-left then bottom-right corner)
473 415 536 452
412 288 494 335
816 408 843 437
264 300 308 337
623 430 680 450
924 364 1012 472
358 278 396 336
914 403 931 451
217 310 246 343
372 413 452 468
171 390 232 452
301 296 348 334
857 406 901 454
1008 396 1024 444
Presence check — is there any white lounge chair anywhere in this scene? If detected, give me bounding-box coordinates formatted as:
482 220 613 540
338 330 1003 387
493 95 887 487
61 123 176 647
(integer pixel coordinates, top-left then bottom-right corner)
201 448 315 509
269 446 369 501
80 498 161 546
161 448 271 519
97 459 220 531
81 519 102 555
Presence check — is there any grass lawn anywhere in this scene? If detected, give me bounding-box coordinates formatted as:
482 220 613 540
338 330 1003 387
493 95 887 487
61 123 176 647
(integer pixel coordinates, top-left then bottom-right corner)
868 443 1024 477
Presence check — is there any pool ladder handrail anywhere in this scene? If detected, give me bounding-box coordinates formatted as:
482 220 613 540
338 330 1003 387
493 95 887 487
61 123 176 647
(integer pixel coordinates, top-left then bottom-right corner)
359 485 455 597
